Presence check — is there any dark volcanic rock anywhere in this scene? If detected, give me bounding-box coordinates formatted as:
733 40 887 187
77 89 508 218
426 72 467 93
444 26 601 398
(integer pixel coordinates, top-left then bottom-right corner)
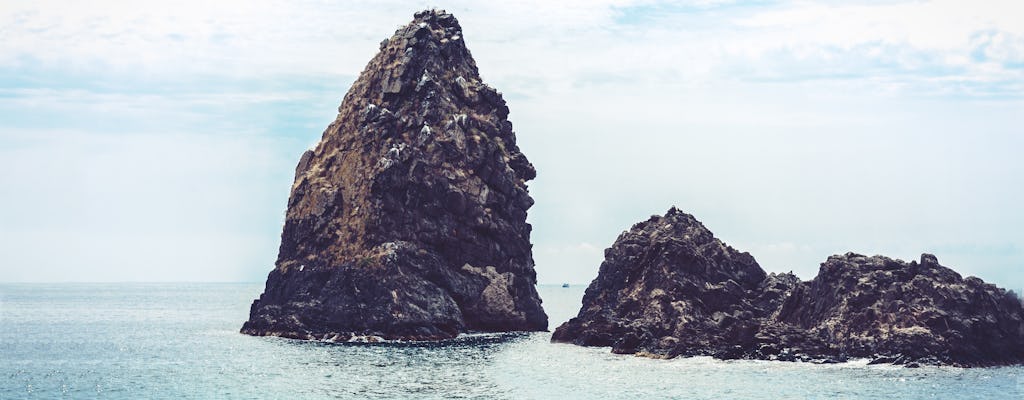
242 9 546 341
774 252 1024 366
550 207 771 357
553 208 1024 367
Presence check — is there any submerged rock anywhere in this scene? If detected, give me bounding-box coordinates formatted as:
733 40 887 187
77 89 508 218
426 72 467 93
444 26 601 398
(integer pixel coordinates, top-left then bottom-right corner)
242 9 546 341
553 207 1024 367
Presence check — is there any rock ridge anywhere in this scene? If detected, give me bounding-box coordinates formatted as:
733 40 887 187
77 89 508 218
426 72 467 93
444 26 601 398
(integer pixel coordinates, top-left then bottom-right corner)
552 207 1024 367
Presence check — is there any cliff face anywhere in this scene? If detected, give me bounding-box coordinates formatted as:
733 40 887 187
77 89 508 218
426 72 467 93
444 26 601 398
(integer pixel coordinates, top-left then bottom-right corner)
553 208 1024 367
242 9 547 341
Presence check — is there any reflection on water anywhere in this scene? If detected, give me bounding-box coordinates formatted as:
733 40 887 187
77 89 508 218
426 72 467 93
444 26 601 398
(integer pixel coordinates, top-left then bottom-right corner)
2 283 1022 399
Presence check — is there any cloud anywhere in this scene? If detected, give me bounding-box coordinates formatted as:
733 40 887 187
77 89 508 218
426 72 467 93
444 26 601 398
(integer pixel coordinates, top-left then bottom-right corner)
3 0 1022 95
0 1 1021 291
720 0 1024 95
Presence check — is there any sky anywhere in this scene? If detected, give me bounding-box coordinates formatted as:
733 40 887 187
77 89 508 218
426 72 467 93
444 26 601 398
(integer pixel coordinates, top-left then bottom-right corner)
0 1 1022 291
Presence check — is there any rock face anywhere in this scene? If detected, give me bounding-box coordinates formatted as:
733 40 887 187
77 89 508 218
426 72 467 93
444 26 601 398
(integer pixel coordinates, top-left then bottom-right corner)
552 207 1024 366
773 253 1024 366
242 10 546 341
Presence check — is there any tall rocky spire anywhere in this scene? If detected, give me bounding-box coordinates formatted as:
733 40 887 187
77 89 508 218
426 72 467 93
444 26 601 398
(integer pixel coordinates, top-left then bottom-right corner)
242 9 547 341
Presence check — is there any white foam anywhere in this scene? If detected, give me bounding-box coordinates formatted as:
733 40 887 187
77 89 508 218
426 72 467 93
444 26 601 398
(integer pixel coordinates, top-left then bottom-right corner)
347 335 386 343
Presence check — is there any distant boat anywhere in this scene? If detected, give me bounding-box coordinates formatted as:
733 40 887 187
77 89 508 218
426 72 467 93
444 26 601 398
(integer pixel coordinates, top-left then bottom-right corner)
561 283 570 288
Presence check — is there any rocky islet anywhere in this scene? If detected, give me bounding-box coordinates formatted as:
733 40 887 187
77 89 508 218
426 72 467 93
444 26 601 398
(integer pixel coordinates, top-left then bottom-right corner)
552 207 1024 367
242 9 546 341
241 9 1023 368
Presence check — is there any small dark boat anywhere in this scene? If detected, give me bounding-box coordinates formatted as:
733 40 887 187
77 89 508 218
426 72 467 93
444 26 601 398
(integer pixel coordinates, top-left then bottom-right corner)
561 283 570 288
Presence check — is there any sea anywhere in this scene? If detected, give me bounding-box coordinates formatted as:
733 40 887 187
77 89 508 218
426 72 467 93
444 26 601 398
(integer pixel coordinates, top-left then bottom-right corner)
1 283 1021 399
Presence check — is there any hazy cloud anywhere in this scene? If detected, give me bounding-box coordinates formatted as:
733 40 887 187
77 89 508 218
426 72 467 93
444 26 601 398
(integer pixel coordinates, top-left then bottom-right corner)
1 1 1021 292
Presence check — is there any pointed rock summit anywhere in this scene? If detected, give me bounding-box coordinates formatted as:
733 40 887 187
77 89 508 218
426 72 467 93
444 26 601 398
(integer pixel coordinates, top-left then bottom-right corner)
242 10 547 341
552 208 782 355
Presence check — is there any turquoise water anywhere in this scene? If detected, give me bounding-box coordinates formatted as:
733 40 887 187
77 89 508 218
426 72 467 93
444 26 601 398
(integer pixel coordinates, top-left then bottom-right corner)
1 283 1022 399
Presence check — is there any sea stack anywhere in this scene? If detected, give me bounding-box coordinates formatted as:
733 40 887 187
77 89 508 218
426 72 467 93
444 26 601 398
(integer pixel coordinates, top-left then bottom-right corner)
553 207 1024 367
242 10 547 341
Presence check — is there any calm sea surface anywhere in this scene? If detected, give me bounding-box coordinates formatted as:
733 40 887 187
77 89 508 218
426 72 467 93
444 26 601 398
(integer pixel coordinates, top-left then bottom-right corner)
1 283 1021 399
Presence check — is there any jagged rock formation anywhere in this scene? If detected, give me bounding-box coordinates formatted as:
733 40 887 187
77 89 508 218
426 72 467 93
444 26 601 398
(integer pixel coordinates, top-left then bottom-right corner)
550 208 772 355
242 9 547 341
553 207 1024 367
772 252 1024 366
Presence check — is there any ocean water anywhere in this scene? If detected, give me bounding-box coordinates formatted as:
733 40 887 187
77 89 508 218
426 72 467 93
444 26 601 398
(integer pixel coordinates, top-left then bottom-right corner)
1 283 1021 399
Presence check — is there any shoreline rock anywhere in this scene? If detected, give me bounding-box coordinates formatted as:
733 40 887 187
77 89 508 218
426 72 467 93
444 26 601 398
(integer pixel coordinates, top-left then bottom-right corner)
552 207 1024 367
242 9 547 341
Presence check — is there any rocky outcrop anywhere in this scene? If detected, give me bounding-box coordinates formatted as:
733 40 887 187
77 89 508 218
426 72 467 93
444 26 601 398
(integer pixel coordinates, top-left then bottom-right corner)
242 9 547 341
553 207 1024 367
772 252 1024 366
550 208 772 356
